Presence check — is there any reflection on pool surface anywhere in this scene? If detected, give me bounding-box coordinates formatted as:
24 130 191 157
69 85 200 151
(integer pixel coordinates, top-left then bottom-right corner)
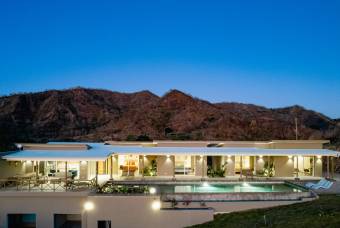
152 183 304 194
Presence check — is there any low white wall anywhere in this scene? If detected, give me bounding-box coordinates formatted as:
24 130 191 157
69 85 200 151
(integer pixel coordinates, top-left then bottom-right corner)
0 193 213 228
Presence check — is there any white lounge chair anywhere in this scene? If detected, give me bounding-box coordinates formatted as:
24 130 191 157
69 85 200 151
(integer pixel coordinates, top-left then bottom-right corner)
305 178 327 188
313 180 333 190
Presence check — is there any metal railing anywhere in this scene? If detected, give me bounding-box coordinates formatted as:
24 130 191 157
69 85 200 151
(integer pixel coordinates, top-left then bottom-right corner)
0 177 97 192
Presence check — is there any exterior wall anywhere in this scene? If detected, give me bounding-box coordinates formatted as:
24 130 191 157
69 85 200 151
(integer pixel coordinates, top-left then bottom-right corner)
224 156 235 176
273 156 294 177
156 156 174 176
0 160 26 179
254 156 266 175
86 196 213 228
194 156 207 177
211 156 221 170
270 140 327 149
0 192 86 228
79 161 88 180
87 161 97 179
0 193 213 228
109 140 329 149
111 155 119 175
314 157 323 177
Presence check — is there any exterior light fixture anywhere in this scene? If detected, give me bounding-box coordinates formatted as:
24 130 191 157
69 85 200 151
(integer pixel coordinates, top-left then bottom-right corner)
202 182 209 187
242 182 250 187
317 155 322 159
83 201 94 211
151 200 161 210
149 187 157 194
166 155 170 158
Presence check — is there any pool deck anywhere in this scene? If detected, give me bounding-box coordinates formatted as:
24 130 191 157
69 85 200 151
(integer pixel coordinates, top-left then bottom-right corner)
292 173 340 195
108 176 321 185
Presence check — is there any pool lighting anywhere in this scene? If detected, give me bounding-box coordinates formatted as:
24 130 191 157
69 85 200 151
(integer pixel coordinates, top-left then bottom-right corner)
151 200 161 211
242 182 250 187
202 182 209 187
149 187 157 194
83 201 94 211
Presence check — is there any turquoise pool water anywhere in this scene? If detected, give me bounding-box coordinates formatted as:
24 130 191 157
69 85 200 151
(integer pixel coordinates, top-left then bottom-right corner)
151 183 304 193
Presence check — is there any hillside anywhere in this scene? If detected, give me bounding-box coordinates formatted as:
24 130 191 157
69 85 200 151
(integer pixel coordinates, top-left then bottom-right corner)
0 88 339 147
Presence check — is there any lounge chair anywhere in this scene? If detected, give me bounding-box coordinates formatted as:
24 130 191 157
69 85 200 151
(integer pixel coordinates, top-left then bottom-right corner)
305 178 327 188
313 180 333 190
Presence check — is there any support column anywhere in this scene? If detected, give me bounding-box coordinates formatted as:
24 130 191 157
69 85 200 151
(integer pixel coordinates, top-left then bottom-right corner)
253 156 257 176
327 156 330 178
95 161 99 186
240 156 243 179
127 155 130 177
110 156 113 180
35 161 39 179
313 156 315 177
172 156 176 180
295 156 299 179
331 157 334 179
201 156 205 179
65 161 68 191
142 155 145 179
65 161 68 181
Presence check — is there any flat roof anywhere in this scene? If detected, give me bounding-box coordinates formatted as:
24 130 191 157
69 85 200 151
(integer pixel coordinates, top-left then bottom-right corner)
110 146 339 156
2 143 112 161
2 143 339 161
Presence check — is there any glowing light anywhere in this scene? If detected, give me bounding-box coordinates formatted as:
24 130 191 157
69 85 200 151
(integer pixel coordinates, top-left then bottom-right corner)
151 200 161 210
81 161 87 165
166 155 170 158
83 201 94 211
317 155 322 159
149 187 157 194
288 156 293 159
202 182 209 187
259 155 263 158
242 182 250 187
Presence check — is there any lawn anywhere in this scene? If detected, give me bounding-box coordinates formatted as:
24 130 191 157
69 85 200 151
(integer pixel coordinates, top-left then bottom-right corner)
190 195 340 228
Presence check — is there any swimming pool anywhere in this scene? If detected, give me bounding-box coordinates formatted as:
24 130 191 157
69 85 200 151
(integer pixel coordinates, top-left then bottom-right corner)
150 183 305 194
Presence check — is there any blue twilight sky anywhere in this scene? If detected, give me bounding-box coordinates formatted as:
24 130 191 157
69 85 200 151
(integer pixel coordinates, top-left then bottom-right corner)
0 0 340 118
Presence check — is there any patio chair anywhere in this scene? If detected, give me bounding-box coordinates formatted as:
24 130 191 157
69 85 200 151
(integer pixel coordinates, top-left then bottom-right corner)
312 180 333 190
305 178 327 188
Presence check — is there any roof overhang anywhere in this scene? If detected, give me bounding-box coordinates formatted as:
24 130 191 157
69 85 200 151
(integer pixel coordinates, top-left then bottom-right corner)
2 150 109 161
110 146 340 157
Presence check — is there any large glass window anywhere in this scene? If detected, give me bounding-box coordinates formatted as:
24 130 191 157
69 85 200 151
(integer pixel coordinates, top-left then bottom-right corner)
8 214 36 228
54 214 81 228
235 156 251 173
294 156 313 176
118 155 139 176
175 156 194 175
98 220 111 228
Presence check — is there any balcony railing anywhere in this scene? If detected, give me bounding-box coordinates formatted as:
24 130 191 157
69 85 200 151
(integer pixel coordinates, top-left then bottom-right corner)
0 177 97 192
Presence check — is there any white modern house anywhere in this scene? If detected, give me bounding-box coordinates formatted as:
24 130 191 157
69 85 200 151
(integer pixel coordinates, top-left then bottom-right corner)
0 140 338 228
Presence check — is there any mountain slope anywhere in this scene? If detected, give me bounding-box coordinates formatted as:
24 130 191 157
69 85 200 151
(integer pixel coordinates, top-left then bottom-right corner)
0 88 339 146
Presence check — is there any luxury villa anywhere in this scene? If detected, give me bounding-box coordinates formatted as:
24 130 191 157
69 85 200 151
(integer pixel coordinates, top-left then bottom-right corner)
0 140 339 228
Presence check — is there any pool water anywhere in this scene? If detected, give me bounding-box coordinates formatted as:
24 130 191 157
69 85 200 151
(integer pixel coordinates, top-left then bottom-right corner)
152 183 304 194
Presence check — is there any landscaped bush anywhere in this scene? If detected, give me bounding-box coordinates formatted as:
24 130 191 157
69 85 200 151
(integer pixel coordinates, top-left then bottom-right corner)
207 166 225 177
97 185 149 194
143 159 157 176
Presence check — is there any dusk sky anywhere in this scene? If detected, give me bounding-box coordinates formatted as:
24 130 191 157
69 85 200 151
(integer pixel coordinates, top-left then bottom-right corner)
1 0 339 118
